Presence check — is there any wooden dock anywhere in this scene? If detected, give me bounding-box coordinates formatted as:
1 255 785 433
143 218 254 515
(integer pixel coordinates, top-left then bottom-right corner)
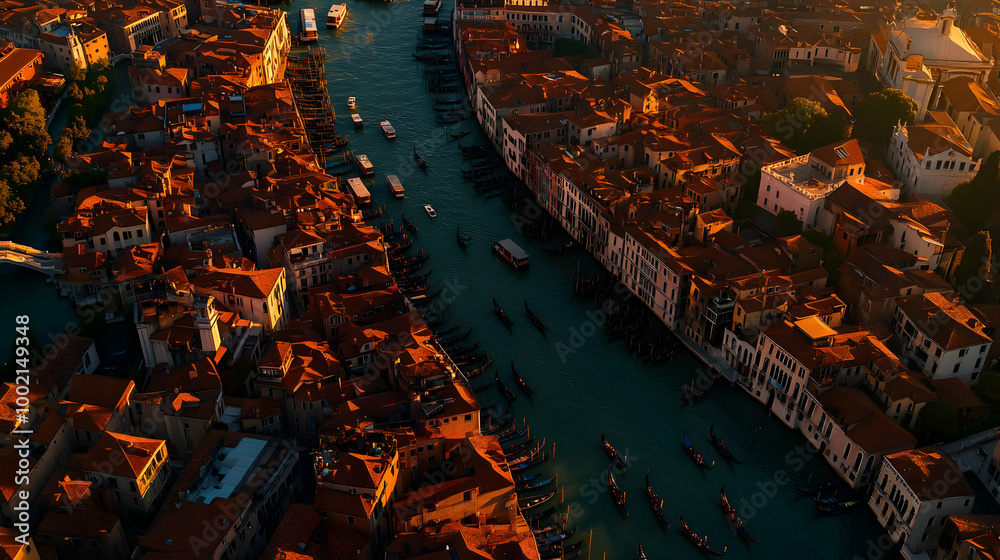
287 48 347 171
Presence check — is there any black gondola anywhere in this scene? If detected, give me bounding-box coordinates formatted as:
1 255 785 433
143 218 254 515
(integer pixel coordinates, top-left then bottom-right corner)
644 471 671 528
518 473 556 491
401 212 418 233
720 487 756 543
507 439 545 465
524 301 548 331
607 465 629 516
502 435 536 455
525 506 556 525
710 425 742 464
637 544 647 560
462 352 493 377
450 129 470 139
413 146 428 169
484 416 515 436
511 452 548 471
682 431 714 469
537 527 575 546
495 372 516 403
511 360 534 396
601 432 628 468
795 480 839 495
679 514 727 556
540 541 582 560
493 296 514 326
438 326 472 345
498 426 529 444
519 491 556 510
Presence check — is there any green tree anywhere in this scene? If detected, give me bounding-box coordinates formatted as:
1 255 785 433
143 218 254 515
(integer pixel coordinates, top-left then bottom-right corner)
0 90 51 160
0 154 41 187
918 399 960 442
0 179 23 225
774 210 803 237
955 231 992 290
947 151 1000 230
54 115 91 164
853 88 918 145
762 98 847 154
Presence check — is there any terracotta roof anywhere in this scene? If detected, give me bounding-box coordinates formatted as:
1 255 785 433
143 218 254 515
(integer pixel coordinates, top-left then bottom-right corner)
67 374 134 410
79 431 164 480
885 447 974 500
190 266 283 299
897 292 992 351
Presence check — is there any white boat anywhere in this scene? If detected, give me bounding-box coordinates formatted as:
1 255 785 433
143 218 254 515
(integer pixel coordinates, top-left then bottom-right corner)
299 9 318 42
345 177 371 205
423 0 441 16
351 113 363 127
347 96 356 109
387 175 404 198
356 154 374 176
380 120 396 139
327 3 347 28
424 204 436 218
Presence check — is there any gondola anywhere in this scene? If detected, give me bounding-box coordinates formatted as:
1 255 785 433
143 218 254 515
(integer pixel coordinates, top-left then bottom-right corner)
456 226 472 248
519 491 556 510
816 499 862 514
637 544 647 560
518 473 556 491
506 440 545 465
413 146 428 169
679 514 727 556
450 129 470 140
493 296 514 326
515 471 543 484
449 340 481 357
524 301 548 331
462 352 493 377
484 416 515 437
601 432 627 468
608 465 629 517
438 326 472 345
502 435 536 455
681 431 714 469
644 471 671 528
434 323 460 336
499 426 529 444
400 211 418 233
720 487 756 543
511 452 549 471
540 541 582 560
525 506 556 525
511 360 534 396
537 527 576 546
496 372 517 403
709 425 742 464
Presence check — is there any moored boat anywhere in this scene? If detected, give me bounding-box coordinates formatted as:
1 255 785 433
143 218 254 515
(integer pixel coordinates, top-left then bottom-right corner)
299 9 318 42
815 499 862 514
495 372 516 403
400 211 417 233
519 491 556 510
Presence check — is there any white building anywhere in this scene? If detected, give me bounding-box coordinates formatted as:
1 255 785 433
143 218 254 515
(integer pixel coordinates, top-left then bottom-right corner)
869 447 975 556
887 112 980 197
892 292 992 385
756 139 866 228
873 8 993 120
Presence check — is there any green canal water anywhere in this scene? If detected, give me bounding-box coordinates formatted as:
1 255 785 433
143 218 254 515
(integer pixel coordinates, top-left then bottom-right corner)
0 5 888 557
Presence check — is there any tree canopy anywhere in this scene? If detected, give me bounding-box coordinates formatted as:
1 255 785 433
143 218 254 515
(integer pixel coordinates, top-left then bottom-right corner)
774 210 804 237
947 150 1000 231
955 231 992 292
0 89 50 160
762 98 847 154
853 88 918 145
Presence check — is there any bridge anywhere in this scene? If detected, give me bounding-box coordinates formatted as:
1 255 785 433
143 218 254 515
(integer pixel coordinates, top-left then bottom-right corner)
0 241 66 275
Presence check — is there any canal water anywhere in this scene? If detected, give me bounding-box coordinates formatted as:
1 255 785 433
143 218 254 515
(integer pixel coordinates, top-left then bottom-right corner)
296 1 886 558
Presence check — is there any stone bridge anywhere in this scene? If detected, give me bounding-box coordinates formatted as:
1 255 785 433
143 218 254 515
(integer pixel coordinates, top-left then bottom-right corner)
0 241 66 275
